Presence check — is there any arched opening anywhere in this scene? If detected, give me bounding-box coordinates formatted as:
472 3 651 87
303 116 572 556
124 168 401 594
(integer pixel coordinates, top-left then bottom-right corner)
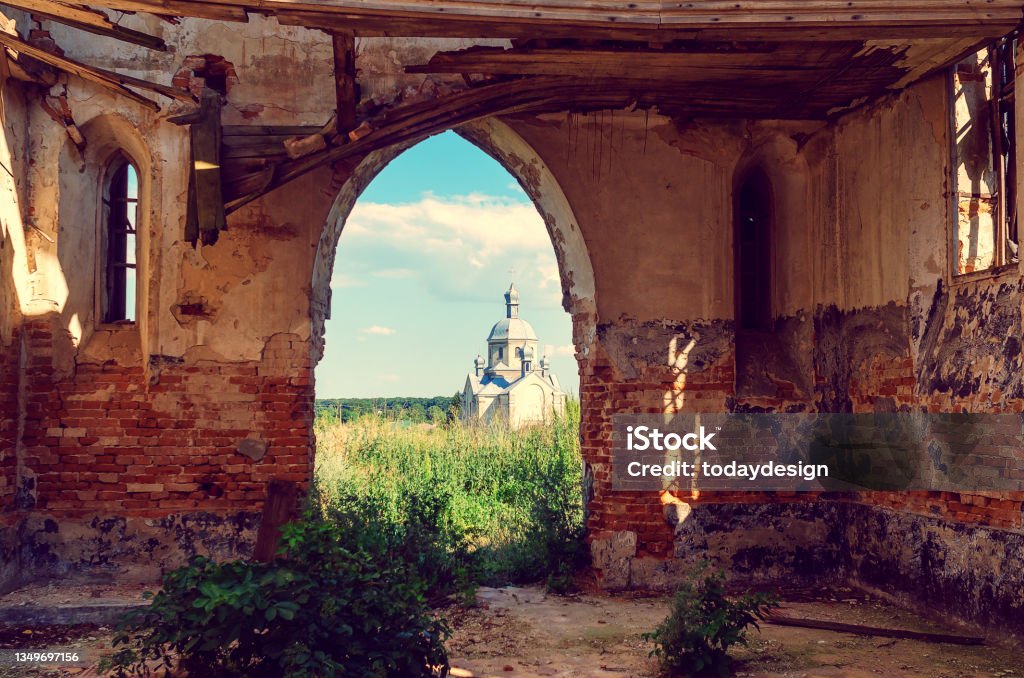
731 148 815 403
735 167 774 333
308 120 597 589
53 113 153 364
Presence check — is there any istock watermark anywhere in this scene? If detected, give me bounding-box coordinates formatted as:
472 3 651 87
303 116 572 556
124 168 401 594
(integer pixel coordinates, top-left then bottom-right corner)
611 413 1024 492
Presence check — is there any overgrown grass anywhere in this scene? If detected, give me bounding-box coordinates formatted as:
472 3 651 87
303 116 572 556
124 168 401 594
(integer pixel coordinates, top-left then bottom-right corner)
312 401 587 593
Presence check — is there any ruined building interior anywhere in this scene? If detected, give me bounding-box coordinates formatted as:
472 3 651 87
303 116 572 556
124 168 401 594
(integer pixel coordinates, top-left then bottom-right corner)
2 0 1024 650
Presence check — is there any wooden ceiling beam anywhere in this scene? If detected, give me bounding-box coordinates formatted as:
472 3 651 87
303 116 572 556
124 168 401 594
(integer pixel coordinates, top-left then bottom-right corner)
74 0 248 22
79 0 1021 40
0 0 167 49
275 10 1018 41
223 70 867 211
0 29 195 109
405 44 869 80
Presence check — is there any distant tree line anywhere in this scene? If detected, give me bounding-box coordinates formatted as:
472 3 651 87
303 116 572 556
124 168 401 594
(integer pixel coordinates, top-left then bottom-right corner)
315 394 461 423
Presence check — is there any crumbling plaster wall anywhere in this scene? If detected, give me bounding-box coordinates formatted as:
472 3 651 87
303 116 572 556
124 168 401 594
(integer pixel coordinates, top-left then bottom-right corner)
3 14 342 586
825 71 1024 631
491 74 1024 631
4 16 1023 629
0 47 32 586
31 13 338 365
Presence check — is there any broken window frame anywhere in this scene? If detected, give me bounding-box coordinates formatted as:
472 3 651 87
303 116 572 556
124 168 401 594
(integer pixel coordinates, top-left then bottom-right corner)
98 152 140 325
951 32 1019 276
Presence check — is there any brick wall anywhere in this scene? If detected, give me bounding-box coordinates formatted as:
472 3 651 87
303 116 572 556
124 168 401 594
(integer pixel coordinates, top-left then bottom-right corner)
5 318 314 581
0 326 19 515
22 322 313 515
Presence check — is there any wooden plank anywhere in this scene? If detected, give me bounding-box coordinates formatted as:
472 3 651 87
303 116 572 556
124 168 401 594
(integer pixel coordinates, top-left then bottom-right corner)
83 0 1022 40
406 44 863 80
191 89 226 246
189 0 1024 27
223 135 297 147
253 479 299 562
223 124 322 136
223 145 289 158
81 0 248 22
0 29 194 109
766 614 985 646
332 30 357 134
0 30 160 109
0 0 166 49
276 9 1016 40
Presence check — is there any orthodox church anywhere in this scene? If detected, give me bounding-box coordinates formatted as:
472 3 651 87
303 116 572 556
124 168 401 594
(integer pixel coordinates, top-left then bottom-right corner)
462 284 566 427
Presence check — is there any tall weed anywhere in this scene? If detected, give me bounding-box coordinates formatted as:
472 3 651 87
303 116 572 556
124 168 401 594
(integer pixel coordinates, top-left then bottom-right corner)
313 401 585 592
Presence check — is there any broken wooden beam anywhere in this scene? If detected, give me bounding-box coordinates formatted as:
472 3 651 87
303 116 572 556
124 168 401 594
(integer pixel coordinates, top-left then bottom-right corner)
0 29 194 110
253 478 299 562
170 88 226 246
0 0 167 50
70 0 247 22
331 30 357 136
283 132 326 159
766 614 985 646
221 72 814 209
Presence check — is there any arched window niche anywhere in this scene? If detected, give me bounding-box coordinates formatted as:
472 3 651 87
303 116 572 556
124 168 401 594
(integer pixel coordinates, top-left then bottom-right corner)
56 113 154 364
730 137 815 405
734 166 774 333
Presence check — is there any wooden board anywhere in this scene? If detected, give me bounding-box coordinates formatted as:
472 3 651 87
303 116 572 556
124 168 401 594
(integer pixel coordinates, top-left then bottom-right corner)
0 0 166 49
766 614 986 645
80 0 1022 40
253 479 299 562
0 30 193 110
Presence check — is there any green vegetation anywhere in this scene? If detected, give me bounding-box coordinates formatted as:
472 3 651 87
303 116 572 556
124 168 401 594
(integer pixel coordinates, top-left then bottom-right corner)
313 400 586 590
315 395 460 423
644 566 779 678
104 404 585 677
103 521 449 678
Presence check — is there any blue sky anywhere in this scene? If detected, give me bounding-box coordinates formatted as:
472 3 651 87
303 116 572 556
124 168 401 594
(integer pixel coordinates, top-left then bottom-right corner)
316 131 578 399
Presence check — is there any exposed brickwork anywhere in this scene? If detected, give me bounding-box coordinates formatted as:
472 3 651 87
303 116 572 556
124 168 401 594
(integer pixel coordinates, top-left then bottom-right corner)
17 318 312 521
0 325 20 514
579 286 1024 596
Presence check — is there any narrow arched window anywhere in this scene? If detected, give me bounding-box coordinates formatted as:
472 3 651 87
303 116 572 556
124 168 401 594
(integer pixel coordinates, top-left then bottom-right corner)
735 168 773 332
100 154 139 323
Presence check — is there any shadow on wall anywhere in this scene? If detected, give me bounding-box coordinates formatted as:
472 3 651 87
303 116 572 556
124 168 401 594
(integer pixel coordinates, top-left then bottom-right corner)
55 113 153 367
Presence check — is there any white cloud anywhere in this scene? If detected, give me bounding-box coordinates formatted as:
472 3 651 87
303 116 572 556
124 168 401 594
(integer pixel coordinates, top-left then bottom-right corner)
345 195 549 258
339 193 558 305
330 272 365 289
377 374 401 382
360 325 396 336
545 344 576 358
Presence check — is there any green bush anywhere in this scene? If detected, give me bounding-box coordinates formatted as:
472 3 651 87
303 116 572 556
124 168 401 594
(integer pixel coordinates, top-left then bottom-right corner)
103 520 449 678
320 483 481 602
644 566 778 677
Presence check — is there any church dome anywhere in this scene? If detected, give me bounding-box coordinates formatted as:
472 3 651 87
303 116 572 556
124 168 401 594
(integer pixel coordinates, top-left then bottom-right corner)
487 317 538 342
487 282 538 342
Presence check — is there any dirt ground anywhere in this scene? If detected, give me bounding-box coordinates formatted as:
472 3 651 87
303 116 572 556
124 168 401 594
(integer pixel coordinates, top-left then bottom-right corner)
446 586 1024 678
0 584 1020 677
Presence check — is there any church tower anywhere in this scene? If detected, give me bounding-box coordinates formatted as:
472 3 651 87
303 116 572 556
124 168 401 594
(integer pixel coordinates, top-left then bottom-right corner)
462 284 565 427
485 283 539 380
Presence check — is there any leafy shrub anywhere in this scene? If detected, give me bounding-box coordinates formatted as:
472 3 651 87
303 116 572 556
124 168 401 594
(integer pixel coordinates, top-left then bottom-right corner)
103 520 449 678
644 566 778 677
320 483 481 602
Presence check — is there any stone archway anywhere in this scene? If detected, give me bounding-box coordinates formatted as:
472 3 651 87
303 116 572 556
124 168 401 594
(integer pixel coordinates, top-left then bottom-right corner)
310 117 597 370
307 115 599 530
